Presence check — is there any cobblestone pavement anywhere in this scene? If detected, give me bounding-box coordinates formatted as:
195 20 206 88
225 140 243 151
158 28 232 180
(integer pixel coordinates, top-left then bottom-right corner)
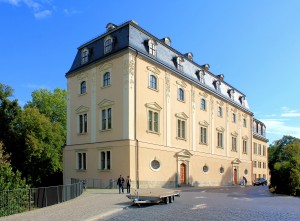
102 186 300 221
1 186 299 221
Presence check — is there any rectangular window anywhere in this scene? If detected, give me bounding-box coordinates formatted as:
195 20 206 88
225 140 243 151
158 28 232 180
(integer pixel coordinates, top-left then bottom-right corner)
243 119 247 127
218 106 223 117
263 145 266 156
79 113 88 133
200 99 206 110
217 132 223 148
77 152 86 170
148 110 159 133
253 161 257 168
232 113 236 123
101 108 112 130
149 42 156 56
100 150 111 170
253 142 257 155
258 161 262 168
200 127 207 144
177 119 186 139
263 162 266 169
258 144 262 155
232 137 237 152
243 140 247 153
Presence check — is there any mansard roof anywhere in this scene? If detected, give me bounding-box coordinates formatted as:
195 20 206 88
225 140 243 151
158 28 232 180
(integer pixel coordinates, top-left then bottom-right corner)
66 20 251 113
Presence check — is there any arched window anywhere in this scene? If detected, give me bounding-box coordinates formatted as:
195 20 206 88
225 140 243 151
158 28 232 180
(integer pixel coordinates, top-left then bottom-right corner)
80 81 86 94
149 75 157 89
178 88 184 101
103 72 111 87
104 37 113 54
218 106 223 117
201 98 206 110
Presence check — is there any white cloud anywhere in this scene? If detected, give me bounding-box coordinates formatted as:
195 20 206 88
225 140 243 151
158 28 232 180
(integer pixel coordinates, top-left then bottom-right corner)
260 118 300 139
281 106 300 117
34 9 51 19
63 8 81 16
1 0 52 18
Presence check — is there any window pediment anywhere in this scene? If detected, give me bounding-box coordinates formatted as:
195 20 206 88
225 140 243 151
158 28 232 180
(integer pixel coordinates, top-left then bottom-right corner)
242 135 249 140
99 63 113 72
76 105 89 113
199 120 209 127
176 80 187 88
176 149 193 158
231 131 238 137
216 126 225 132
232 158 242 164
217 100 224 106
145 102 162 111
199 92 208 98
77 73 88 80
175 112 188 120
98 99 114 108
147 66 160 75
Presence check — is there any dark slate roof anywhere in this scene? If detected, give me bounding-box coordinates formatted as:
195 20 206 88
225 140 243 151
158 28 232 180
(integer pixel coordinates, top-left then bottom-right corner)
66 20 252 114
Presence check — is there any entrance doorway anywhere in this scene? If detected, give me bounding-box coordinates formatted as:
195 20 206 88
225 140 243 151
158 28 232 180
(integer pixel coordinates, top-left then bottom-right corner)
180 163 186 185
234 168 237 184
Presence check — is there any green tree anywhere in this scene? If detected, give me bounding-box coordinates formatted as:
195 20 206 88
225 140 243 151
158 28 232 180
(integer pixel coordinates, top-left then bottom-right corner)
268 135 300 196
0 83 22 168
0 142 28 217
13 107 65 186
25 88 67 131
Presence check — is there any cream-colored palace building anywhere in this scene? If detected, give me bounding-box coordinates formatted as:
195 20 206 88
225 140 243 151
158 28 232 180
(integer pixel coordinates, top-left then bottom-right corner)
63 20 269 188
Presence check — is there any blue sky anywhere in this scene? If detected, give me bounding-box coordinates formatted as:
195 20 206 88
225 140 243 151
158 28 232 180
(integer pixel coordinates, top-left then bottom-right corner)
1 0 300 144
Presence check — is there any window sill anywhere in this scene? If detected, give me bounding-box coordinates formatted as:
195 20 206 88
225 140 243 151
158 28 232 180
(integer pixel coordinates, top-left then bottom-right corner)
76 169 87 172
176 137 187 141
78 92 87 97
78 132 88 135
99 129 112 132
98 169 111 172
177 99 185 103
147 130 160 135
148 86 159 92
101 85 112 89
216 146 224 149
199 142 208 146
231 150 238 152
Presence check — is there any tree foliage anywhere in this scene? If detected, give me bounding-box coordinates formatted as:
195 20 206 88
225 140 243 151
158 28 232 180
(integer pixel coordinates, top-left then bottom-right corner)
268 135 300 196
13 107 65 186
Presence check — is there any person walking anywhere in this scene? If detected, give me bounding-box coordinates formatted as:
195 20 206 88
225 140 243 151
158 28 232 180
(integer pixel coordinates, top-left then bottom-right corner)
117 175 125 194
126 176 131 193
243 176 248 186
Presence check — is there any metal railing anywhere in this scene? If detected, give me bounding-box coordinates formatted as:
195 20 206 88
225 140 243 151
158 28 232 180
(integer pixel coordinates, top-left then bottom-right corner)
0 181 84 217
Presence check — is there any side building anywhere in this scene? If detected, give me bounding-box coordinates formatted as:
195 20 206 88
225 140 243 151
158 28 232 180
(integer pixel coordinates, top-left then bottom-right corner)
63 20 268 188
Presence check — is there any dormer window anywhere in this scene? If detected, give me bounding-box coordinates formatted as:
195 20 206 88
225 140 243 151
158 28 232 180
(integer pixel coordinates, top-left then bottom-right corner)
239 96 245 106
213 80 221 92
104 36 113 54
199 70 205 84
185 52 193 61
203 64 210 70
161 37 171 46
148 39 157 56
228 89 235 100
81 48 89 64
106 23 117 32
176 56 184 71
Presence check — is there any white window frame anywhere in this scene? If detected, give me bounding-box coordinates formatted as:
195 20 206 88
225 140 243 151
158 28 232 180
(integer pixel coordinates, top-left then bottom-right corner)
232 113 236 123
200 126 207 144
81 48 89 64
78 113 88 134
175 112 188 140
148 39 157 56
103 72 111 87
199 70 205 84
104 36 113 54
101 108 112 130
217 106 223 117
149 74 158 90
231 136 237 152
148 110 159 133
99 150 111 170
80 81 87 95
76 152 87 170
217 132 223 148
200 98 206 111
178 88 185 102
243 140 247 154
177 57 184 71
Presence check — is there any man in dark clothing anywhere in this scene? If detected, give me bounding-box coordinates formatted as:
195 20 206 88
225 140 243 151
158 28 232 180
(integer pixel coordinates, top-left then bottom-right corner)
117 175 125 194
126 176 131 193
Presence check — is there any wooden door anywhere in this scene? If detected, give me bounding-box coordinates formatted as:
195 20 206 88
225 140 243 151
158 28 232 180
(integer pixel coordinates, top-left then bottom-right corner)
234 168 237 184
180 163 186 184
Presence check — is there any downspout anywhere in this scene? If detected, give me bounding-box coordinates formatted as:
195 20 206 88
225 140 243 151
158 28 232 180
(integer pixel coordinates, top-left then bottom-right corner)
133 50 139 189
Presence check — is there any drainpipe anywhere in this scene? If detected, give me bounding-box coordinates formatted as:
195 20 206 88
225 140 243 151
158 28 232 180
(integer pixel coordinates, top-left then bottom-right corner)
133 50 139 189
